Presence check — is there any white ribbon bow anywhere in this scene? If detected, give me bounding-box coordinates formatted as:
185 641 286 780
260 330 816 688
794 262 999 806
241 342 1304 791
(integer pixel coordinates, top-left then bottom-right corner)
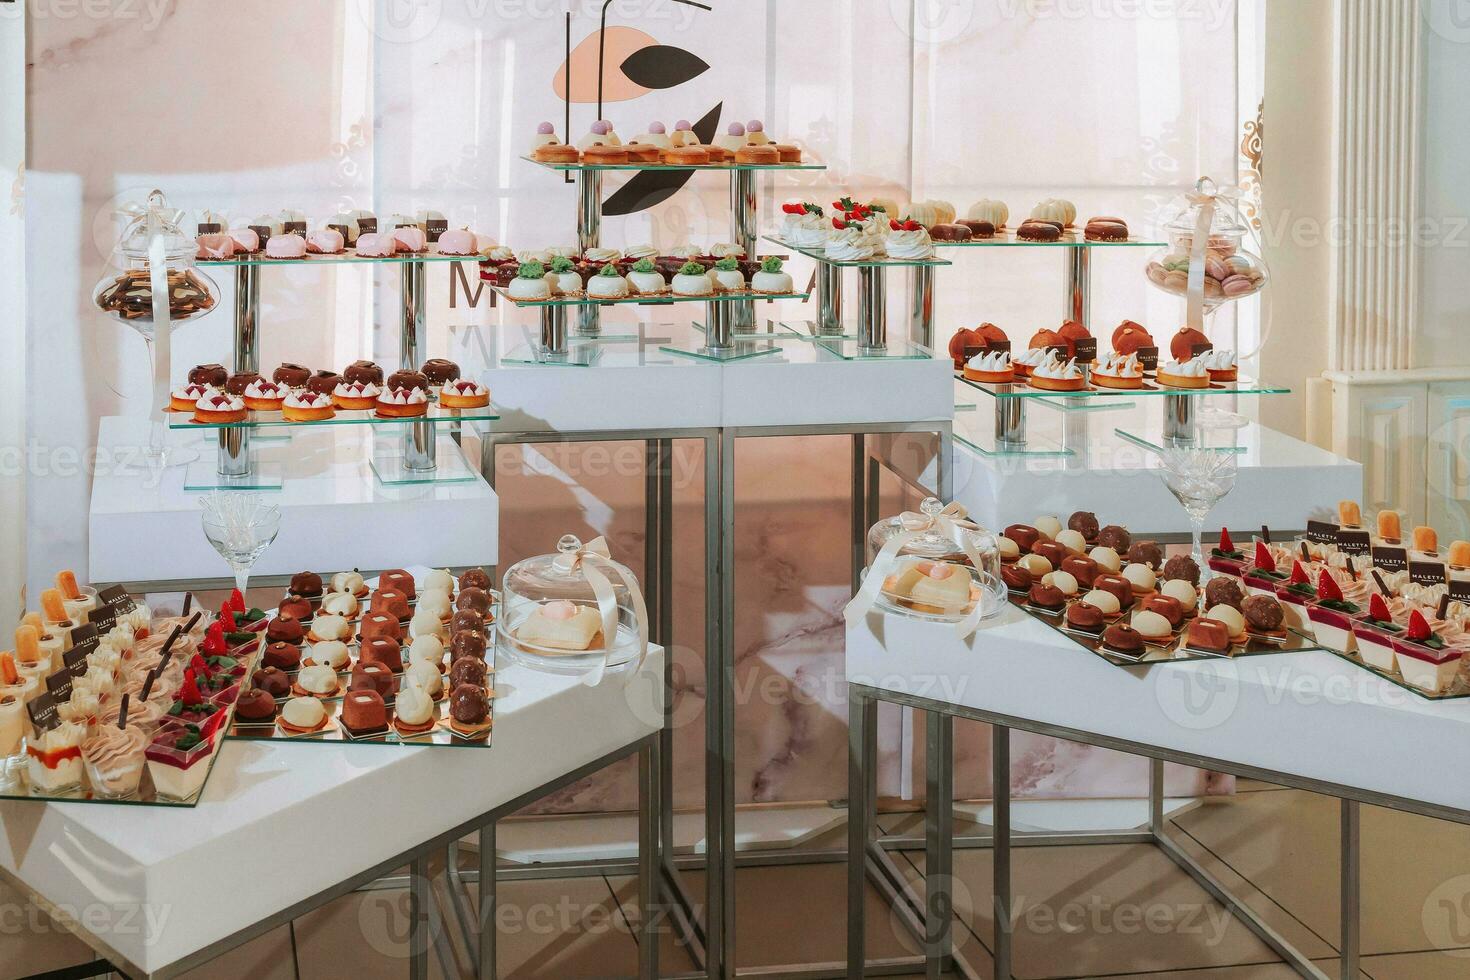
843 502 993 640
564 536 649 687
1181 179 1272 360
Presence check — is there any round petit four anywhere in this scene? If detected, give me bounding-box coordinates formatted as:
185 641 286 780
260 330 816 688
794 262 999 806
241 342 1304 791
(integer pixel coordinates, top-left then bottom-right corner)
1160 579 1199 610
193 389 247 424
1122 563 1157 594
394 685 437 735
265 233 307 260
1142 594 1186 628
361 637 403 673
1088 546 1122 573
331 571 368 597
1161 555 1200 586
1001 565 1032 593
266 617 305 646
664 145 710 165
709 257 745 292
448 683 492 736
1041 571 1080 597
451 630 488 662
283 390 335 422
583 144 630 165
735 144 780 164
1093 574 1135 609
305 640 350 671
252 667 292 699
1130 610 1173 642
307 614 350 644
436 229 477 256
405 660 444 698
385 370 428 393
586 263 629 299
279 596 313 621
1016 554 1052 578
263 642 302 672
320 592 359 618
410 611 446 641
279 696 328 734
534 142 580 165
1101 623 1144 653
456 587 493 617
509 261 553 301
1186 618 1232 653
235 689 277 722
168 382 210 413
1017 220 1062 242
372 588 412 621
306 229 346 254
376 386 429 419
1028 584 1066 611
1097 525 1131 552
751 256 793 293
1066 601 1105 632
1061 555 1100 587
1081 589 1122 617
671 261 713 296
1203 577 1245 610
1242 595 1285 633
460 567 492 591
1031 541 1070 568
1004 524 1041 552
1206 604 1247 639
307 370 342 395
409 634 445 669
294 665 340 698
449 656 488 689
440 379 490 410
451 610 486 636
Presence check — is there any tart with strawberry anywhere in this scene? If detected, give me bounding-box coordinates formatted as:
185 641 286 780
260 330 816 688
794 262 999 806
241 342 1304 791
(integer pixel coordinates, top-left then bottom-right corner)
168 381 211 413
1208 528 1248 576
1241 541 1289 595
1273 560 1317 630
1305 570 1362 653
192 388 247 424
1349 592 1404 672
440 379 490 410
1391 609 1464 693
332 381 380 411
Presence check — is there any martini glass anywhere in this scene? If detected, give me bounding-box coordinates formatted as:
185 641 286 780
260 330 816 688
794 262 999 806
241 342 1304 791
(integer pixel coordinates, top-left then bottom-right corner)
1159 447 1237 576
200 492 280 598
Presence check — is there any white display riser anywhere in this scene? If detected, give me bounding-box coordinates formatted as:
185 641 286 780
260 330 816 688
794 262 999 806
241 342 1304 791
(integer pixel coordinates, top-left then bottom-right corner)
87 416 498 587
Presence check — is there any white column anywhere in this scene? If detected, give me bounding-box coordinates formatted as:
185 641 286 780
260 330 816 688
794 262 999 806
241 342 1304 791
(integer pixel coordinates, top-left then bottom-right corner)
1332 0 1423 372
0 6 25 626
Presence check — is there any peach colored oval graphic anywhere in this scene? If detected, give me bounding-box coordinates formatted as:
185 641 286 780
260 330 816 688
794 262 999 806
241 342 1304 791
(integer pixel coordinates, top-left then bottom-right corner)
554 27 657 104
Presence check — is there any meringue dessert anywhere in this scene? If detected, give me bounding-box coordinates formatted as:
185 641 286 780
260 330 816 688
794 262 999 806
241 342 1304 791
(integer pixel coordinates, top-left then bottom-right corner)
627 258 667 295
509 261 552 301
711 257 746 292
671 261 713 296
967 199 1009 229
780 202 829 247
1156 355 1211 389
882 560 975 615
588 263 631 299
751 256 793 294
1031 198 1077 227
963 349 1014 384
1091 352 1144 389
517 599 604 652
885 219 935 259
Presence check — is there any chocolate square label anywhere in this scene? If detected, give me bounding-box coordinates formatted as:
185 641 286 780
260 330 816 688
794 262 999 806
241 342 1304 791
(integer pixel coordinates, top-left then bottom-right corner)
26 692 61 735
1190 342 1215 356
1409 560 1447 586
1135 346 1159 372
1306 520 1338 545
1336 530 1371 556
1449 578 1470 602
1071 338 1098 363
87 606 118 633
43 669 74 701
1371 545 1408 571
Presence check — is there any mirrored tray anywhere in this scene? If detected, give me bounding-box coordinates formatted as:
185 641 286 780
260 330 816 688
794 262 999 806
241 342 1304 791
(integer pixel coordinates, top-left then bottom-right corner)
197 245 480 267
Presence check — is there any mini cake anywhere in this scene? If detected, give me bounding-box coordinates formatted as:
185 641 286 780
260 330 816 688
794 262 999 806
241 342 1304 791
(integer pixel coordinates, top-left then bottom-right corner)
1351 593 1404 670
1097 525 1132 552
330 570 368 598
1016 219 1062 242
1204 577 1246 611
290 570 324 600
376 386 428 419
627 259 667 295
1091 352 1144 390
1054 529 1087 555
460 567 492 591
420 359 461 389
665 144 710 165
307 370 343 395
440 379 490 410
1130 610 1173 643
1305 569 1362 653
1156 355 1210 389
1392 610 1463 694
271 362 311 389
456 587 493 617
545 256 583 295
577 119 622 150
448 683 492 738
393 685 437 736
1273 560 1317 630
711 257 746 292
361 637 403 673
588 263 631 299
963 349 1014 384
1031 198 1077 227
1200 347 1238 382
304 639 350 671
671 261 713 297
263 641 302 672
372 588 412 621
1089 546 1122 573
349 662 395 699
279 596 313 621
1028 350 1085 392
190 363 229 387
532 123 579 163
1242 541 1289 595
409 633 446 670
343 360 384 386
515 599 604 650
293 664 341 699
386 370 429 393
1027 583 1067 612
1127 541 1164 569
583 143 630 165
736 144 780 164
1093 573 1135 610
1161 555 1200 586
1112 321 1155 357
1084 217 1130 242
168 382 210 413
1143 594 1186 629
265 616 305 648
330 381 378 411
360 612 403 644
751 256 793 294
1001 564 1032 592
1185 618 1232 654
392 226 428 254
283 390 335 422
1169 327 1211 361
306 229 346 254
1065 601 1106 634
1101 623 1144 655
1015 554 1052 578
340 690 389 737
252 667 292 699
381 569 416 597
510 261 552 301
1080 589 1122 617
243 378 287 412
449 656 488 689
1061 555 1100 588
1160 579 1199 612
278 696 329 735
265 233 307 260
192 389 247 424
234 688 278 723
143 725 217 800
1122 562 1157 596
1031 540 1071 568
1206 604 1248 643
306 613 351 645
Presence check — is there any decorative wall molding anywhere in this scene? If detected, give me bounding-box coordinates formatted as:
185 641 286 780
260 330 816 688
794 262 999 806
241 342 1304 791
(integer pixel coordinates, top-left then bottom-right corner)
1332 0 1423 372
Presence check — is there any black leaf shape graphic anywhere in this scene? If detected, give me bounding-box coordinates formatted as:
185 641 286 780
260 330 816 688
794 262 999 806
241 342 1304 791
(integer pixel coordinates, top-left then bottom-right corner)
604 102 722 217
621 45 709 90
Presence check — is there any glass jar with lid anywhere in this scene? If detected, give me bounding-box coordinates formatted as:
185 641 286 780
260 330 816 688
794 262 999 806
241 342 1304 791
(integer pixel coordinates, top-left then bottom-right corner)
91 189 219 334
1144 177 1269 308
864 498 1007 623
496 534 647 676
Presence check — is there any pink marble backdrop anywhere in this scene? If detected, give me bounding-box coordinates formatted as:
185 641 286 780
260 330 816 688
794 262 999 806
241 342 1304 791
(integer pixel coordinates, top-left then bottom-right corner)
25 1 1240 814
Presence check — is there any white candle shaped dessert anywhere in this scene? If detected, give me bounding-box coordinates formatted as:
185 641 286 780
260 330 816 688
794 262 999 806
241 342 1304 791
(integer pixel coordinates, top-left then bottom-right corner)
39 588 77 651
20 614 64 671
56 570 99 622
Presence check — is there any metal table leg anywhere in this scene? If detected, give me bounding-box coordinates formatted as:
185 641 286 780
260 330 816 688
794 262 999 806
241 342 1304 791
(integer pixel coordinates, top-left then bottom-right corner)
706 426 737 978
478 823 496 980
847 687 874 980
926 711 954 979
400 259 435 473
639 736 661 980
409 854 431 980
1341 800 1360 979
993 725 1012 980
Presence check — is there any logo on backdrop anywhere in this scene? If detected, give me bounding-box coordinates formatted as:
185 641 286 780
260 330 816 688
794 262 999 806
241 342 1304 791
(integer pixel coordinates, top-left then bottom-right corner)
1153 660 1239 731
1424 0 1470 43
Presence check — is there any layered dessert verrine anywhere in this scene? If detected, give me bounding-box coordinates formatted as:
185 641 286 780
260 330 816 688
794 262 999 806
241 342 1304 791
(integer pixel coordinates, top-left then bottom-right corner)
1305 569 1363 653
1391 610 1465 694
1350 593 1405 672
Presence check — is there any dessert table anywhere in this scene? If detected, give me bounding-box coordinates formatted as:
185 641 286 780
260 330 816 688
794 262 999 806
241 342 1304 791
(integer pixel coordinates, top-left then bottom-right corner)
844 605 1470 980
0 642 666 980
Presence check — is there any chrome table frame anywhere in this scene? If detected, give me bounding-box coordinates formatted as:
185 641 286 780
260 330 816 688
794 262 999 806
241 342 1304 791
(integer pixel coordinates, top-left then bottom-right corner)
1 735 661 980
847 683 1470 980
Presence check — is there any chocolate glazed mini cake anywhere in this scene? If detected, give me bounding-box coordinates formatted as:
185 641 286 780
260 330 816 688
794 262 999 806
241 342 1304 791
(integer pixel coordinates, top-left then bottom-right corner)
343 360 384 385
340 689 389 737
459 567 492 592
307 370 342 395
448 683 492 737
272 362 312 388
1066 601 1106 634
421 359 461 386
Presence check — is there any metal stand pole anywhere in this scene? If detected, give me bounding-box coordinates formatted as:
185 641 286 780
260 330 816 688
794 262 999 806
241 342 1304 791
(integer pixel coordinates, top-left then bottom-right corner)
706 426 737 978
858 267 888 352
818 264 844 336
993 725 1012 980
539 306 569 356
478 824 496 980
926 711 954 979
409 854 431 980
705 300 734 352
233 265 260 374
639 737 661 980
577 170 603 337
217 427 251 478
996 398 1027 450
1065 245 1091 328
851 434 867 594
847 688 875 980
400 259 436 472
1163 394 1196 446
909 265 935 349
731 169 757 333
1341 801 1360 980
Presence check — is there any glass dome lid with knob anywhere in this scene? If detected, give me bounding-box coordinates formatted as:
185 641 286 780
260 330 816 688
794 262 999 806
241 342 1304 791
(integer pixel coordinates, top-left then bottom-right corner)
91 189 219 334
867 497 994 566
496 534 648 679
1145 177 1269 308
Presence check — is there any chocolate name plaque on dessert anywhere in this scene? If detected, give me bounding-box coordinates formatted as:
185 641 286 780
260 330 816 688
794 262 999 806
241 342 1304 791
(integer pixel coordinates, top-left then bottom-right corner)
1306 520 1339 545
1336 528 1371 556
1409 561 1447 587
1372 546 1409 572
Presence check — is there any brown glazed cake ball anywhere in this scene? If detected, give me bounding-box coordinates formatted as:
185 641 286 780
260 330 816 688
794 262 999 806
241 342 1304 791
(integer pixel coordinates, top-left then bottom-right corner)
252 667 291 699
451 630 487 662
460 567 492 592
189 363 229 387
1067 511 1100 542
278 596 313 621
450 683 490 725
1001 564 1033 592
386 370 429 393
350 663 395 698
1242 595 1285 632
450 609 485 637
359 612 403 643
1186 618 1231 652
929 222 974 242
1097 525 1131 552
1017 220 1062 242
1161 555 1201 586
1102 623 1144 652
225 371 262 396
422 359 462 385
265 616 305 646
343 360 384 385
307 370 342 395
1204 577 1246 610
341 690 388 735
289 571 324 599
272 362 312 387
263 641 302 672
1061 555 1100 588
1093 574 1135 609
1066 601 1105 633
448 656 488 689
1031 540 1071 568
360 636 403 672
1142 595 1185 629
234 688 278 722
456 587 492 617
1028 584 1066 610
379 569 416 600
1004 524 1041 552
1127 540 1164 569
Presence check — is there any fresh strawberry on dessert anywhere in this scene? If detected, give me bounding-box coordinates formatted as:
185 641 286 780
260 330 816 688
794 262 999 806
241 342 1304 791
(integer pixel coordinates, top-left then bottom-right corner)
1274 560 1317 630
1208 527 1248 575
1305 569 1361 653
1391 609 1463 694
201 620 227 657
1350 591 1405 672
1242 541 1288 594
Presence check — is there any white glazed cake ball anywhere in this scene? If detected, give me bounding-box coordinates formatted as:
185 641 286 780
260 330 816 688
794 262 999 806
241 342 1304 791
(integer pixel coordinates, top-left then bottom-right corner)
1130 610 1172 639
1034 515 1063 540
1042 570 1079 596
997 537 1020 561
1017 554 1053 577
1122 563 1157 593
1206 604 1245 637
1160 579 1198 609
1055 529 1088 555
1089 546 1122 573
1081 589 1121 616
282 697 326 729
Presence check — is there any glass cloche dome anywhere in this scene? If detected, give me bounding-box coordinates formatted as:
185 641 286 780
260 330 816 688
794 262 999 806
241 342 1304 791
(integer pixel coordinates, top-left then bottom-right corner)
865 498 1007 622
496 534 646 676
91 189 218 335
1145 177 1269 308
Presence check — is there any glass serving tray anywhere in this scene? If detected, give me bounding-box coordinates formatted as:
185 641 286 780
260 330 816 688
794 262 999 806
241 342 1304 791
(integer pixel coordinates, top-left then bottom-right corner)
762 236 953 269
168 403 499 431
934 231 1166 249
1008 593 1323 668
521 155 826 173
1310 634 1470 701
488 284 809 308
958 371 1291 400
197 245 479 267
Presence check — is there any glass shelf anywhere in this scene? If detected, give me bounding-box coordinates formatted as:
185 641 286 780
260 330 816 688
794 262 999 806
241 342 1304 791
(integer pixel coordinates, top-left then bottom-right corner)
956 372 1291 400
522 155 826 173
953 405 1074 459
815 337 936 361
762 236 953 269
184 456 284 491
488 284 809 308
167 403 499 431
197 245 480 268
658 339 784 362
934 231 1166 249
1114 427 1250 455
371 440 483 485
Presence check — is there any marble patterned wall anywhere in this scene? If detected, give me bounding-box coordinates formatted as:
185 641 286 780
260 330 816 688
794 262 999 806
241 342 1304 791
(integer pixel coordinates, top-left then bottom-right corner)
24 0 1241 813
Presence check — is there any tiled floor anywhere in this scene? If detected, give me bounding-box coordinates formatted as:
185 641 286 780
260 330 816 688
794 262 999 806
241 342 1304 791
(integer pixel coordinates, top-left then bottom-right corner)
6 786 1470 979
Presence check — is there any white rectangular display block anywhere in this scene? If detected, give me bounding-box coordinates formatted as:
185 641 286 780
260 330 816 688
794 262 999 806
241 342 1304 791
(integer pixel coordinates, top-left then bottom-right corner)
847 608 1470 817
0 629 664 976
88 417 499 586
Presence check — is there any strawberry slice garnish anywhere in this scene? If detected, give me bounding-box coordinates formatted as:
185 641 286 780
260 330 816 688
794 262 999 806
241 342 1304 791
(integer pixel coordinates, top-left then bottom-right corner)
1288 560 1310 585
179 670 204 706
202 620 226 655
889 219 902 231
218 603 237 631
781 202 804 215
1253 540 1275 572
1369 592 1391 623
904 220 923 231
229 589 245 612
1219 527 1234 552
1317 569 1343 602
1407 608 1432 642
